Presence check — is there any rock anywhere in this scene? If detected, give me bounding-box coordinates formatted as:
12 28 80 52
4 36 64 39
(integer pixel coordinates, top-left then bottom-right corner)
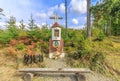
23 73 33 81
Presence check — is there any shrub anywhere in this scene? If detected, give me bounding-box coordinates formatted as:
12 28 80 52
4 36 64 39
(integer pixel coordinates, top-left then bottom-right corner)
92 28 101 37
97 32 105 41
90 51 105 73
0 31 13 44
19 31 27 39
92 52 105 63
7 46 17 58
41 42 49 54
10 39 18 46
15 43 26 50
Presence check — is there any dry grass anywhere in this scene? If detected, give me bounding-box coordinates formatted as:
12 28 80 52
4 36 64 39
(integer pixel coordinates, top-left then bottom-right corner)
0 48 45 81
0 48 22 81
102 37 120 81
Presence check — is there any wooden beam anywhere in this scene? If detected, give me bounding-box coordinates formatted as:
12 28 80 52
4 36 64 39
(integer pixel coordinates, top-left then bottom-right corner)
18 68 91 73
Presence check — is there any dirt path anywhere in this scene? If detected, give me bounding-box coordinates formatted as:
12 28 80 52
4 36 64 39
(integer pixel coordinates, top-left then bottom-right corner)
33 58 115 81
33 58 77 81
45 58 70 68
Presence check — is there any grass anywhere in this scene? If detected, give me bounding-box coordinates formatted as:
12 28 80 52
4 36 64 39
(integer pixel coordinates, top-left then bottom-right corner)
66 36 120 81
91 36 120 80
0 48 45 81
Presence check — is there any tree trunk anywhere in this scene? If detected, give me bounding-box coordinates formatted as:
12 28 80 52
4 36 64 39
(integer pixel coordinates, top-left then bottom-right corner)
87 0 91 37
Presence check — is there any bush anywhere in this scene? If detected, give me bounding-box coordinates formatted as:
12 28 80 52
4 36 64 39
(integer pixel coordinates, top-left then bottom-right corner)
92 52 105 63
94 31 105 41
19 31 27 38
6 46 17 58
92 28 101 37
41 42 49 54
90 51 105 73
0 31 13 44
15 44 26 50
97 32 105 41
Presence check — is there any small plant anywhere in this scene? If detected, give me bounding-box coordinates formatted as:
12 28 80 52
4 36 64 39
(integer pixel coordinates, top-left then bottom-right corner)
7 46 17 58
92 52 105 63
96 32 105 41
10 39 18 46
15 43 26 50
90 51 105 73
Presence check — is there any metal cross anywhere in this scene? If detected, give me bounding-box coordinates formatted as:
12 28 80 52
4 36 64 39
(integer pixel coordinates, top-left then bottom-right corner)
50 13 63 22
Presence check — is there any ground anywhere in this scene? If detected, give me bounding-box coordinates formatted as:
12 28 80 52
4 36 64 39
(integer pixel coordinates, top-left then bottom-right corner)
0 50 116 81
33 58 115 81
0 36 119 81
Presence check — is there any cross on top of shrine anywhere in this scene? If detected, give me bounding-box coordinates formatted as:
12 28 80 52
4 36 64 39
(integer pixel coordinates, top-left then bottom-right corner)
50 13 63 22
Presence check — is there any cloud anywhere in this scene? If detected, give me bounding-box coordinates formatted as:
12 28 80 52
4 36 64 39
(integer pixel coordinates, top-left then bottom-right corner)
47 5 58 16
35 5 60 22
70 0 87 14
35 12 47 20
41 22 46 26
59 3 65 13
72 18 78 25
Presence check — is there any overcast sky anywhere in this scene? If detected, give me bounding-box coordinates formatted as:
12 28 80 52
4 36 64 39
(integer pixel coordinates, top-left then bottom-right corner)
0 0 99 29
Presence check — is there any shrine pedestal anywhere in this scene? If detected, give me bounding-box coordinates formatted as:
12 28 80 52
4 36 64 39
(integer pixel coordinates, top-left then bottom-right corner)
49 52 65 59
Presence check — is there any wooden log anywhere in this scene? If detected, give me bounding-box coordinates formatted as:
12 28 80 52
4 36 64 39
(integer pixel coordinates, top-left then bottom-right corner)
19 68 91 74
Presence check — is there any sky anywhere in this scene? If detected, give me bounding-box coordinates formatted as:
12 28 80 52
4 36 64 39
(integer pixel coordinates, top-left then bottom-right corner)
0 0 99 29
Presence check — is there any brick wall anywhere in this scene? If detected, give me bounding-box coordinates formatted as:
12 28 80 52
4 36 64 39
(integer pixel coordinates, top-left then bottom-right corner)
49 38 64 53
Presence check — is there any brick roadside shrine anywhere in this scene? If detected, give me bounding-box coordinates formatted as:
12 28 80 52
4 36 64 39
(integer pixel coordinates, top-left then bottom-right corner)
49 13 65 59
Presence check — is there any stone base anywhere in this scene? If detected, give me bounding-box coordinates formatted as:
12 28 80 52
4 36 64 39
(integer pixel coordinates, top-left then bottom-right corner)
49 52 65 59
23 73 33 81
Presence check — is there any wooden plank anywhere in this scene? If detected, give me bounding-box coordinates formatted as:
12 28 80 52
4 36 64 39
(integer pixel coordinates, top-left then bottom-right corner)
18 68 91 73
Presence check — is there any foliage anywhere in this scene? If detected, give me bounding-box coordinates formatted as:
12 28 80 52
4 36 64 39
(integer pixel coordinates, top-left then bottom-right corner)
96 31 105 41
19 31 27 38
41 42 49 54
6 46 17 58
40 27 51 42
0 16 21 45
92 31 105 41
28 14 36 31
0 31 13 44
15 43 26 50
91 0 120 36
19 19 25 30
92 28 101 37
90 51 105 73
6 16 20 39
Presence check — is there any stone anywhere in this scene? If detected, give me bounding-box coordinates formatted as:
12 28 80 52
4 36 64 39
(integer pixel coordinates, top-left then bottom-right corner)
23 73 33 81
75 73 86 81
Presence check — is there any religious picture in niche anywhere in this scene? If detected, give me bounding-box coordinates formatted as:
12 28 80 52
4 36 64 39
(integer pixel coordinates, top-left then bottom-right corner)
53 40 60 47
54 29 59 37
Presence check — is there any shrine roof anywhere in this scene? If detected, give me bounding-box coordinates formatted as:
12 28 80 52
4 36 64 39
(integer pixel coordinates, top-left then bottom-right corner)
51 22 61 28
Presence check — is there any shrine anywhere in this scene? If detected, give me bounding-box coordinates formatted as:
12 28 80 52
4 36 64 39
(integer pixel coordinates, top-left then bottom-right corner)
49 13 65 59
